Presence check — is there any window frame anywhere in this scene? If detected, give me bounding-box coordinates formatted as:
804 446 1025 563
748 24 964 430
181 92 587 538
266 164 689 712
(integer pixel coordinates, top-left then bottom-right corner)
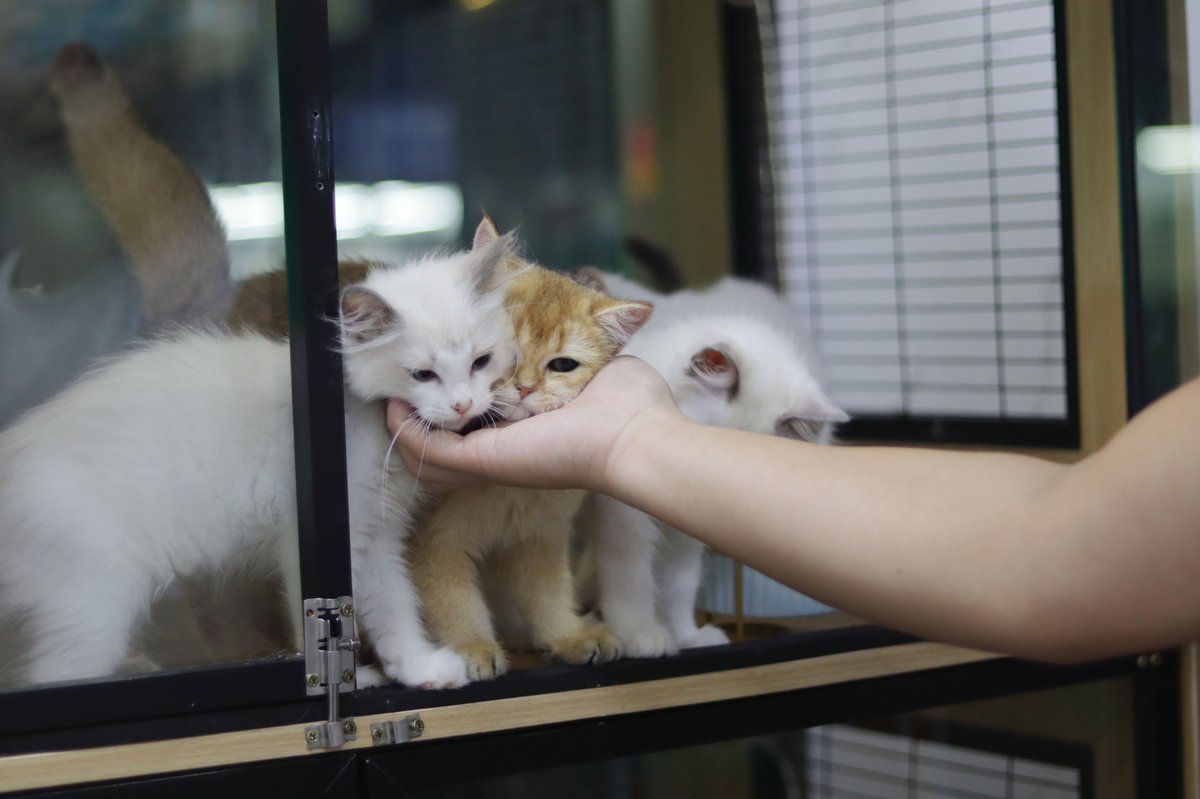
0 3 1155 792
726 0 1082 449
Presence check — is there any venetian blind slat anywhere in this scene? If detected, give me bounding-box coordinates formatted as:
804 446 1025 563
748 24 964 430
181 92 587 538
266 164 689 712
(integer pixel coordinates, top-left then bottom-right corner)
766 0 1069 421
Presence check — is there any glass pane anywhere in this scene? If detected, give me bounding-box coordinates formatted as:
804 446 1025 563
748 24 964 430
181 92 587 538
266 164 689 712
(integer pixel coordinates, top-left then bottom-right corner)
328 0 619 267
401 679 1130 797
322 0 627 690
1126 0 1200 402
0 0 291 690
763 0 1077 442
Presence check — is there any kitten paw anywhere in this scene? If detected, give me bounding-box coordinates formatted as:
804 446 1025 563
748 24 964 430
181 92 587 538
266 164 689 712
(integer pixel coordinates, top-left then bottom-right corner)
678 624 730 650
355 663 389 688
614 622 679 659
459 641 509 681
547 627 621 665
383 647 468 689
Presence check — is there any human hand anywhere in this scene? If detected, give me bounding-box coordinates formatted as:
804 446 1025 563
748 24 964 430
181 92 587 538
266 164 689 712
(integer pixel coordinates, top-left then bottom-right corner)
387 356 681 493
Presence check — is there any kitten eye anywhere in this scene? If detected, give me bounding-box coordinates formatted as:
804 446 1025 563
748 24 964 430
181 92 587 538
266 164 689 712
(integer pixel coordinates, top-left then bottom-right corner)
411 369 437 383
547 358 579 373
471 353 492 371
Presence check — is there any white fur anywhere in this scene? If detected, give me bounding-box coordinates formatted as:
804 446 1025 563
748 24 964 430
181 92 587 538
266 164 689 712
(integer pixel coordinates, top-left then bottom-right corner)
579 276 848 657
0 246 519 688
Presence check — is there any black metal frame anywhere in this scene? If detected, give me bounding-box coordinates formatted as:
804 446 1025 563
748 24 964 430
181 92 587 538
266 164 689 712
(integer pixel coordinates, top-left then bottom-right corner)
1112 0 1182 416
0 626 932 753
277 0 354 602
0 0 350 742
1111 4 1185 797
0 3 1170 796
20 654 1136 797
724 0 1081 450
722 1 780 292
850 713 1096 797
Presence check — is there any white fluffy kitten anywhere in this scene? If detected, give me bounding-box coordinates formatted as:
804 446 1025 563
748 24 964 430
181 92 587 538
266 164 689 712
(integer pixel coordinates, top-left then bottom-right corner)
0 226 518 689
576 272 847 658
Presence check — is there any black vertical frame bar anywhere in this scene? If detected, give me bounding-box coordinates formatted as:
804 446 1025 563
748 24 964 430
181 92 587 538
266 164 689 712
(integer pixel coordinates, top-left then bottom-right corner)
722 0 779 290
1113 0 1181 416
276 0 353 600
1051 0 1082 452
1132 653 1183 799
720 0 1081 449
1112 1 1184 795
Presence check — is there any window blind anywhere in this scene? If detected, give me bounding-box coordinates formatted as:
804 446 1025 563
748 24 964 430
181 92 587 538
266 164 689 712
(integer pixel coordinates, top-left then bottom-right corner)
761 0 1075 442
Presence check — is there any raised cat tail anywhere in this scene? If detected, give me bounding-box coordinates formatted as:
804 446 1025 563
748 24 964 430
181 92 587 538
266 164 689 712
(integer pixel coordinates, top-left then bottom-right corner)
48 42 234 328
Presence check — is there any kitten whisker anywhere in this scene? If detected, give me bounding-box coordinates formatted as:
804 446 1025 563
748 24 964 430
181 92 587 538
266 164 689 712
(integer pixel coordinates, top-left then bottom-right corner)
381 409 428 525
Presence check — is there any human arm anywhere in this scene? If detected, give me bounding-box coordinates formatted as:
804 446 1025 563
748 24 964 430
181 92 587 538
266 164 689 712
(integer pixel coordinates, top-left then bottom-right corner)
388 358 1200 663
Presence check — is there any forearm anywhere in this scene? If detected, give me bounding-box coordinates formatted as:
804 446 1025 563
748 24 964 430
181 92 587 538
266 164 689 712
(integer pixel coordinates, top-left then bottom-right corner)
397 362 1200 662
602 413 1108 661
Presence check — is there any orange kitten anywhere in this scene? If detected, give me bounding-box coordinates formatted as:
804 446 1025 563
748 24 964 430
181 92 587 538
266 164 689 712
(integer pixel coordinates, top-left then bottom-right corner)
407 219 652 681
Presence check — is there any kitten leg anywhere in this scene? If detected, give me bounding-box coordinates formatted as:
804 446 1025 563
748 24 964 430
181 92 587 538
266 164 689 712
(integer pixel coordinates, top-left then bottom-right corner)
498 532 621 666
585 495 677 658
352 529 468 689
276 527 304 655
354 663 389 689
20 560 152 685
408 510 508 682
482 565 534 652
657 527 730 650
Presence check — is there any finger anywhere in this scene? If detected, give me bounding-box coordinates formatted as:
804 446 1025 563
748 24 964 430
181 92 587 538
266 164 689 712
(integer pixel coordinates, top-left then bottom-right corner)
397 446 484 492
387 398 415 436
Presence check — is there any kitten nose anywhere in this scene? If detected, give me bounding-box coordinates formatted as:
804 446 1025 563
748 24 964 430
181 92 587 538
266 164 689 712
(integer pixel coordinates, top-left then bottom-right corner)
517 386 535 400
452 399 473 415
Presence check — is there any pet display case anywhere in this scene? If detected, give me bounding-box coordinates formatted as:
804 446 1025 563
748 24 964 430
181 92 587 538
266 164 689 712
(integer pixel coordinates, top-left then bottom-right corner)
0 0 1183 795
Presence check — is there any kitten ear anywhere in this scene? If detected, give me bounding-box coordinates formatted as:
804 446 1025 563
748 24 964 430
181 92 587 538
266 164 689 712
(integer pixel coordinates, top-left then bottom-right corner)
687 346 739 396
472 212 502 251
339 286 400 347
594 300 653 349
470 231 518 297
573 266 609 293
774 396 849 443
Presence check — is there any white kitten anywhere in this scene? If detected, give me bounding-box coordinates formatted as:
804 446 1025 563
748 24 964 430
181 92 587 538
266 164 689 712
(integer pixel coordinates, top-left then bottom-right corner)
576 275 847 658
0 225 519 689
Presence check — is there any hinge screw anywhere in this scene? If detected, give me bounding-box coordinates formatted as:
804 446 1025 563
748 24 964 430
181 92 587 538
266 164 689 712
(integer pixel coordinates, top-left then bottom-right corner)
306 730 319 743
409 717 425 735
342 669 355 684
344 720 357 735
341 603 354 617
305 608 315 618
372 728 385 742
306 673 320 688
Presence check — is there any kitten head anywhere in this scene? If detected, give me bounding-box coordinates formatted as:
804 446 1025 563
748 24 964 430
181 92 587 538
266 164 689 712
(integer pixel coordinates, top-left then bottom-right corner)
337 216 523 432
503 267 652 420
627 316 848 444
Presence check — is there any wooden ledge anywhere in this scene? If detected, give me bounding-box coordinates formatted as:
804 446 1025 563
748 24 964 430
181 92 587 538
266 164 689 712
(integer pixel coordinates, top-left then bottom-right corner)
0 641 995 793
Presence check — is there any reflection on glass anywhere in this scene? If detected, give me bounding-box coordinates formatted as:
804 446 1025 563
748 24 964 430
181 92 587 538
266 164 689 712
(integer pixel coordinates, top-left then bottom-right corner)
0 1 291 690
0 0 627 694
210 180 463 278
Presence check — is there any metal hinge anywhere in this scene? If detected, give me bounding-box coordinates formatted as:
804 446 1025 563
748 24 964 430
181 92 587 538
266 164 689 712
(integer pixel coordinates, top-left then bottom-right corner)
370 714 425 746
303 596 360 750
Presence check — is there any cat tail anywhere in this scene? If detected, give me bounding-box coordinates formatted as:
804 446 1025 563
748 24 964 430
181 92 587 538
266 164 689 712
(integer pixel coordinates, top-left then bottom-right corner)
623 236 687 293
49 42 235 330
